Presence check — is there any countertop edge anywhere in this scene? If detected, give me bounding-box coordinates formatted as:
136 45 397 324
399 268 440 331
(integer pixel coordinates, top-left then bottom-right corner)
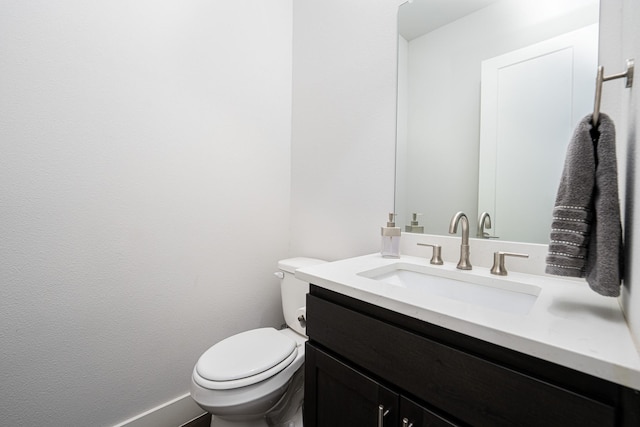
296 254 640 391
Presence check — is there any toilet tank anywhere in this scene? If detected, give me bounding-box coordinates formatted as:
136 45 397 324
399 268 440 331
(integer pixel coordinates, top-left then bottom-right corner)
277 257 326 337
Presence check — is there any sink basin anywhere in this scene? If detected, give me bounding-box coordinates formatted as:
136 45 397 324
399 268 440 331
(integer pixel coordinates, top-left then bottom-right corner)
358 263 540 315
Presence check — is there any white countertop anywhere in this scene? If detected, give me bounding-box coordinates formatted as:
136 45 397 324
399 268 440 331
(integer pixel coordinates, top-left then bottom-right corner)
296 253 640 390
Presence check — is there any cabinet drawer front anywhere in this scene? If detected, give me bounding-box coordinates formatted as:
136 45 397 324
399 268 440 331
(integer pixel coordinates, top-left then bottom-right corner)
307 295 616 427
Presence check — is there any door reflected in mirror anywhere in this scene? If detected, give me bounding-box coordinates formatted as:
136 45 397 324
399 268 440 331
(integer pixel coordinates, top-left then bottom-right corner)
395 0 600 244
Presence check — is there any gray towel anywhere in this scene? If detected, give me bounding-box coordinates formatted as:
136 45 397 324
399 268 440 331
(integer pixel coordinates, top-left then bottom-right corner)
545 113 623 297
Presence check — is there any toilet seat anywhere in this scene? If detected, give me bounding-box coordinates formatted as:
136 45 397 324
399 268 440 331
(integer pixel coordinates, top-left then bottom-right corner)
194 328 298 390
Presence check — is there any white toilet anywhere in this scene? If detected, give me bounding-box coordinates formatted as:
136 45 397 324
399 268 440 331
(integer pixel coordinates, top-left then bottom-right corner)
190 257 326 427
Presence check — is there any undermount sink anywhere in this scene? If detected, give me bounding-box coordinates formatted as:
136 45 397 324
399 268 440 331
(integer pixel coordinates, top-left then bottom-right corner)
358 263 540 315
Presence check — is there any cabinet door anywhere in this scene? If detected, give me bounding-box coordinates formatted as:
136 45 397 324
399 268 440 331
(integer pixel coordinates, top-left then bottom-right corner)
305 343 398 427
399 396 459 427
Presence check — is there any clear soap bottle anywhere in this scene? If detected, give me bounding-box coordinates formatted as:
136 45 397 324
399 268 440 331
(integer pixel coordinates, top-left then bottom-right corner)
381 212 401 258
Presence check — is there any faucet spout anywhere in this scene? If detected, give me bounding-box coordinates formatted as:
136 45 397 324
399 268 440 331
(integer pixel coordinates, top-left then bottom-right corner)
449 211 472 270
449 211 469 245
477 212 492 238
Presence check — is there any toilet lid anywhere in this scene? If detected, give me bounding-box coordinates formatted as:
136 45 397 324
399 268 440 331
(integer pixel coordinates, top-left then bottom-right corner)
196 328 297 383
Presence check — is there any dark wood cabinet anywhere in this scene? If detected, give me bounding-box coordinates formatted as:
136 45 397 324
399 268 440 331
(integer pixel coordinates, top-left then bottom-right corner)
399 396 458 427
305 343 397 426
305 343 458 426
304 286 640 427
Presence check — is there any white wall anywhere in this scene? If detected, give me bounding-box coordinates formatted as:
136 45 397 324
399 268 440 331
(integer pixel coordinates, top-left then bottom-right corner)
0 1 292 426
600 0 640 347
397 0 599 235
290 0 402 261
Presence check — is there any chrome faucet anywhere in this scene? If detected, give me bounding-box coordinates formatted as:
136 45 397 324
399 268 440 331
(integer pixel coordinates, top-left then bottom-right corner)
477 212 492 238
449 211 472 270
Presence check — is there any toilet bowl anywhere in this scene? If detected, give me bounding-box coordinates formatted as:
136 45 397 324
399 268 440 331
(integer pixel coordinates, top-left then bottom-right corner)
190 258 325 427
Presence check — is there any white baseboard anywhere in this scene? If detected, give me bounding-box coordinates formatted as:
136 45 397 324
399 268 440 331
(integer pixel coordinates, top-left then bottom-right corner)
113 393 205 427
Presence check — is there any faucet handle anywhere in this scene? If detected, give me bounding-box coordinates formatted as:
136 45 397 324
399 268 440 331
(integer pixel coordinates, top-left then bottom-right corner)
417 243 443 265
490 251 529 276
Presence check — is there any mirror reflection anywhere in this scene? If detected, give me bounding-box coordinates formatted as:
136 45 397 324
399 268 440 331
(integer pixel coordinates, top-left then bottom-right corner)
395 0 600 243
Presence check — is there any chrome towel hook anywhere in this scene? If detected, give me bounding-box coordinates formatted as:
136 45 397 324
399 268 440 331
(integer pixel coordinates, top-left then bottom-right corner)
592 58 634 127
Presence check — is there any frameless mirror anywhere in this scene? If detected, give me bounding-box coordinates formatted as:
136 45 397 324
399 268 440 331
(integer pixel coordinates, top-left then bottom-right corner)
395 0 600 243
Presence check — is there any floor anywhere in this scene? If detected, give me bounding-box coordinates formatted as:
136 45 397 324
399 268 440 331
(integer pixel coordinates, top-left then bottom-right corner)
181 413 211 427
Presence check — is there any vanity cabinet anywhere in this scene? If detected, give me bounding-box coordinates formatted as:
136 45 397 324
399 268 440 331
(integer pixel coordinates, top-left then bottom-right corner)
303 286 640 427
306 343 456 426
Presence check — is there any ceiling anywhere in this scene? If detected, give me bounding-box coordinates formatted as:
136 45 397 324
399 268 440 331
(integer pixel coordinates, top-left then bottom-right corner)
398 0 503 41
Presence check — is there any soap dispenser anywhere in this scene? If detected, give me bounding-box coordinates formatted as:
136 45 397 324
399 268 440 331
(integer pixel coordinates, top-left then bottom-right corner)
405 212 424 233
381 213 401 258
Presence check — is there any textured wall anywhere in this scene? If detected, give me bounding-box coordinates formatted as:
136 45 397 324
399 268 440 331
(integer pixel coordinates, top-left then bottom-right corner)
0 1 292 425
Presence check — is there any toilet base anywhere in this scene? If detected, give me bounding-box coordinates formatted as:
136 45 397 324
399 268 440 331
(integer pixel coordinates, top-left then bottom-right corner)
203 369 304 427
210 415 269 427
266 368 304 427
271 409 302 427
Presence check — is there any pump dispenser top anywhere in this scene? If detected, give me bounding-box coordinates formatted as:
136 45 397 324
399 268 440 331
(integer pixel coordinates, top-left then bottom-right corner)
386 213 396 227
405 212 424 233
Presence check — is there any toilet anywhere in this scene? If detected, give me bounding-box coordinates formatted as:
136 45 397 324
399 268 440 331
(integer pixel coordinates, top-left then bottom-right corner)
190 257 326 427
